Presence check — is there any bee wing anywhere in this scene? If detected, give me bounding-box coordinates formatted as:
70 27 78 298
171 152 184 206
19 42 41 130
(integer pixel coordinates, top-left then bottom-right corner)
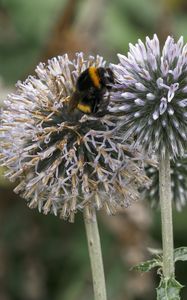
68 90 81 112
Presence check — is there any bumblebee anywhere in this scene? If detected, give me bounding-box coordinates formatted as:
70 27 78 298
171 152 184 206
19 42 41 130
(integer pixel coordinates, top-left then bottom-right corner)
69 66 114 114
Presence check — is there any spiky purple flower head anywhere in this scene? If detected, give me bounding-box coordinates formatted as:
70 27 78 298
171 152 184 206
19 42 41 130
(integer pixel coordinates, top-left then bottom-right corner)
110 34 187 158
0 53 149 222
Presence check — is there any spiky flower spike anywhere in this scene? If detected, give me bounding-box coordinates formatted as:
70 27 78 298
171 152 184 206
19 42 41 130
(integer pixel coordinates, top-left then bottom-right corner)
0 53 149 222
145 155 187 211
110 35 187 290
110 34 187 158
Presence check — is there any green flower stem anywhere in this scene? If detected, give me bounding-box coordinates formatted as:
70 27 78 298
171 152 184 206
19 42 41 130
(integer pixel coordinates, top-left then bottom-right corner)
84 208 107 300
159 150 175 277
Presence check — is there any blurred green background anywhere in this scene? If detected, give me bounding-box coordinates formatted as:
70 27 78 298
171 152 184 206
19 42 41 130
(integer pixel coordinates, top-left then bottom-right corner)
1 0 187 299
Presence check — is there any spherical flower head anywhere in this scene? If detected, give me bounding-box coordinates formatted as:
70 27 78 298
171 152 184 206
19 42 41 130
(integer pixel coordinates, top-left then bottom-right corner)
0 53 149 221
110 34 187 158
145 155 187 211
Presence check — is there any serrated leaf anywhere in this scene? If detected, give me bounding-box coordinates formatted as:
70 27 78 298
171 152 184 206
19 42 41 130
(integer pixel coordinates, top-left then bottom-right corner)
156 277 183 300
132 258 162 272
174 247 187 262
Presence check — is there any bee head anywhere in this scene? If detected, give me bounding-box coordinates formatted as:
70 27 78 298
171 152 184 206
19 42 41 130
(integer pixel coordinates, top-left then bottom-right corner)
97 67 114 87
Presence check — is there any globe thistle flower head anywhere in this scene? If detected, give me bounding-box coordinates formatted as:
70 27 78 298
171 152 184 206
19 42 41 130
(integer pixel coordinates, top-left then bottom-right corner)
145 155 187 211
0 53 150 222
110 34 187 158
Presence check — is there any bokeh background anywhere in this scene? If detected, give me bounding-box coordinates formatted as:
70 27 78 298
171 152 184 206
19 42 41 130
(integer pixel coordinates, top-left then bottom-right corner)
0 0 187 299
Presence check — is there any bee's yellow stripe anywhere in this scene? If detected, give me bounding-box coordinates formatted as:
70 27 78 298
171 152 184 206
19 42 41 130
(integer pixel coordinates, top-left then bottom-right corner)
88 66 100 88
77 103 91 113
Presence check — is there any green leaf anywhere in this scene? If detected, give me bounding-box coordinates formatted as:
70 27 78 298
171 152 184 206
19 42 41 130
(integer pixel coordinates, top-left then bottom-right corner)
156 277 183 300
132 258 162 272
174 247 187 262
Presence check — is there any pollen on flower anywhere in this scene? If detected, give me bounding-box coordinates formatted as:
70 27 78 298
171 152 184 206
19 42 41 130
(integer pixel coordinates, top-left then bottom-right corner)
0 53 150 222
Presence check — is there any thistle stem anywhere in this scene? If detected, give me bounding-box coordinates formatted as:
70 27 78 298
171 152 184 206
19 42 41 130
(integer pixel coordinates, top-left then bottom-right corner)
159 150 175 277
83 208 107 300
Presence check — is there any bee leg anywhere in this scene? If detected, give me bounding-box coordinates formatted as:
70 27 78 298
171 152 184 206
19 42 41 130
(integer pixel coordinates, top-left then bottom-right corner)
92 97 101 113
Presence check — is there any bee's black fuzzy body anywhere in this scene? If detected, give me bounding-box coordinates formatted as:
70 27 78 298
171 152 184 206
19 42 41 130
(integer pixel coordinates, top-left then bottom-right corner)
69 67 114 114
